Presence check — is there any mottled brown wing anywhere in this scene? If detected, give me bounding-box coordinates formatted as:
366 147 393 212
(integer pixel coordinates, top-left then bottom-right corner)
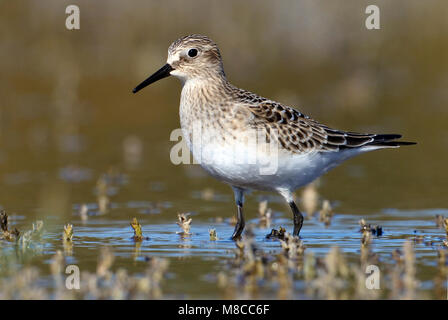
246 102 400 153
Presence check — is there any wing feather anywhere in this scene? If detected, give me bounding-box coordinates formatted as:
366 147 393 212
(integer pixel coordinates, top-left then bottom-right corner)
245 101 413 153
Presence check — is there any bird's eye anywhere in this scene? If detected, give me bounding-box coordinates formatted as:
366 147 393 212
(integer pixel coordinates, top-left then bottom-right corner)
187 48 198 57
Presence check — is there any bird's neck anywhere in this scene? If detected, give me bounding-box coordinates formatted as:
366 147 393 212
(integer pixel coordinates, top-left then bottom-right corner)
179 75 233 141
181 75 232 105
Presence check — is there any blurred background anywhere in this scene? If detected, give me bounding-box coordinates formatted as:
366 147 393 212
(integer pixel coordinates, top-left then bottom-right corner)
1 0 446 218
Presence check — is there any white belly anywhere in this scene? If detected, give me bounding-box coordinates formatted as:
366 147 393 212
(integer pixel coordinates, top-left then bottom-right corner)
185 132 359 192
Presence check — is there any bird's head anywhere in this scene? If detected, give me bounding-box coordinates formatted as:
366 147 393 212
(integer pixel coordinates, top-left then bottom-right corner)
133 34 224 93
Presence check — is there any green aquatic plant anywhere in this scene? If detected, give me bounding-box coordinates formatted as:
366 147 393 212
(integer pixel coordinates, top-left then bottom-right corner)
62 223 74 256
209 228 218 241
63 224 73 242
130 217 144 241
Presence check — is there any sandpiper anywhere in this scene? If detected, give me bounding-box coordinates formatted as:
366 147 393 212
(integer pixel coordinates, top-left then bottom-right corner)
133 34 415 240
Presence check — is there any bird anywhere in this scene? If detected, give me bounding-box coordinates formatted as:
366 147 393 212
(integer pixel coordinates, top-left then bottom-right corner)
133 34 415 240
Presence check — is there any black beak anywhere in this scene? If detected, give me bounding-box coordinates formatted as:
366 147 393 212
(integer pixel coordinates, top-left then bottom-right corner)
132 63 174 93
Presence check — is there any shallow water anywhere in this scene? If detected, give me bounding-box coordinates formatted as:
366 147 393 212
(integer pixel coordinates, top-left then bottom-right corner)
2 191 447 299
1 0 448 300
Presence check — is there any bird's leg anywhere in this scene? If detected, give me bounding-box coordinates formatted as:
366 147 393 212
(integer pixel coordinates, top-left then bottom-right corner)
231 187 245 240
289 200 304 237
231 205 245 240
278 189 304 237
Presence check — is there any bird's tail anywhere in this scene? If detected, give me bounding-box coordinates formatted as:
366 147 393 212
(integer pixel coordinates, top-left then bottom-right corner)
367 134 416 148
322 128 416 151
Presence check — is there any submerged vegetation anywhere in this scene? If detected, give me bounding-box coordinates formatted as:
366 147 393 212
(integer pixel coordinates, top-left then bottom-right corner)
0 197 447 299
130 217 143 241
0 165 447 300
0 0 447 300
216 220 448 300
0 210 20 242
208 228 218 241
176 213 193 236
266 226 287 240
0 247 169 299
